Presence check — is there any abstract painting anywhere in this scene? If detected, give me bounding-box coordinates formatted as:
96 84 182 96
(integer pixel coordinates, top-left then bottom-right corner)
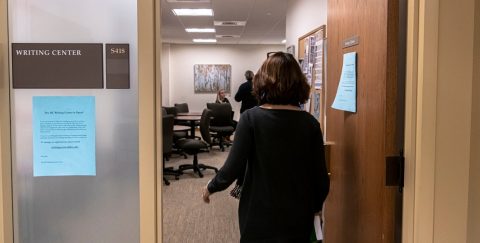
194 64 231 93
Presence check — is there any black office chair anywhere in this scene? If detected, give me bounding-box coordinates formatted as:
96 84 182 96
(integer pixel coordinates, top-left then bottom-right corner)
162 114 182 185
163 106 189 151
174 103 189 113
163 106 177 116
206 103 235 151
176 109 218 178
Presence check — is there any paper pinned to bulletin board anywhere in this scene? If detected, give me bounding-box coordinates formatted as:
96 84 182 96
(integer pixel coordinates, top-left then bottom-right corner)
314 37 324 89
332 52 357 112
311 91 321 121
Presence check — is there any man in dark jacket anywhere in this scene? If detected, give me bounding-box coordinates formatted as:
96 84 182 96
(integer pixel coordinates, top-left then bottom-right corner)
235 70 258 113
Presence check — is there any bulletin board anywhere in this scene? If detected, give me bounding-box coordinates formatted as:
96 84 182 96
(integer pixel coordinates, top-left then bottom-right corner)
298 25 326 133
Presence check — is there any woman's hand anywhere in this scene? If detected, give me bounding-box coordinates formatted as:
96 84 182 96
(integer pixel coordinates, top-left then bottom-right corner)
202 180 212 203
202 186 211 203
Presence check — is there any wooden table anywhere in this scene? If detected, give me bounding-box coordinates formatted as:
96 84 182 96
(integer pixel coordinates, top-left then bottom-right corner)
174 116 201 137
173 125 190 132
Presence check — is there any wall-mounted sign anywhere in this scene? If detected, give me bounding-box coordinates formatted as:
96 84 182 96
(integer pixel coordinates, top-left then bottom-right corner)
106 44 130 89
343 36 360 48
33 96 96 176
12 43 103 89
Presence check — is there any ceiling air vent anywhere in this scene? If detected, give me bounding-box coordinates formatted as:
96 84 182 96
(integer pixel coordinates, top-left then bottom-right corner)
214 21 247 26
216 35 240 38
167 0 210 2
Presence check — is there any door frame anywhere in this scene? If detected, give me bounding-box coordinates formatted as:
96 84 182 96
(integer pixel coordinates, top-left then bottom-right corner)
0 0 13 242
138 0 163 242
404 0 440 242
403 0 477 242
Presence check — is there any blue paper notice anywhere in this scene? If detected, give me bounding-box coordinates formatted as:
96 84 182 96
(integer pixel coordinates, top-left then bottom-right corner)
33 96 96 176
331 52 357 112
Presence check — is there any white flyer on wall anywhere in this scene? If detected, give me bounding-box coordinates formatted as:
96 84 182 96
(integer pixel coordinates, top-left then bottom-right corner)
332 52 357 112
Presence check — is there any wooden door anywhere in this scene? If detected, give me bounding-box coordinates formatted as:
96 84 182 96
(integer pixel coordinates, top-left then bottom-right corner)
324 0 404 242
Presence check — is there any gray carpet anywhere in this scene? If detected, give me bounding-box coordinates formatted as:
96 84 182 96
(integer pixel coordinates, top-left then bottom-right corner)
162 146 240 243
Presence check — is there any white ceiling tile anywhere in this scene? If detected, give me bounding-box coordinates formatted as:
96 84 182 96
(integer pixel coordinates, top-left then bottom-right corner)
180 17 214 27
161 0 287 45
211 0 255 20
215 26 244 35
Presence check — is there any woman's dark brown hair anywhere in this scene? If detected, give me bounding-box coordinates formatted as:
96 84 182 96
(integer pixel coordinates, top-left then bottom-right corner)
253 52 310 105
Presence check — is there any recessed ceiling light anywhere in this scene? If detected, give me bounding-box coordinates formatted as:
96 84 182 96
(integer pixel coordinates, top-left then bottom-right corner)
193 39 217 43
172 9 213 16
216 35 240 38
186 28 216 33
282 39 287 44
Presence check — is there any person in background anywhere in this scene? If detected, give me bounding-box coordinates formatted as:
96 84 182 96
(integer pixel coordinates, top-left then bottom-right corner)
215 89 230 104
202 52 330 242
234 70 258 113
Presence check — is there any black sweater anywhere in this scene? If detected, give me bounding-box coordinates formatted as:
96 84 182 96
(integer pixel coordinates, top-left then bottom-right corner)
208 107 330 242
234 80 257 113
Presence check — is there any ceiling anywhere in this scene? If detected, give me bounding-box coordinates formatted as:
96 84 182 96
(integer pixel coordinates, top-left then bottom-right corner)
161 0 287 45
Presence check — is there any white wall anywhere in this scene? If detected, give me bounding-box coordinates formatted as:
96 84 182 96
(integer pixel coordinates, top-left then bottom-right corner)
286 0 327 57
163 44 283 120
